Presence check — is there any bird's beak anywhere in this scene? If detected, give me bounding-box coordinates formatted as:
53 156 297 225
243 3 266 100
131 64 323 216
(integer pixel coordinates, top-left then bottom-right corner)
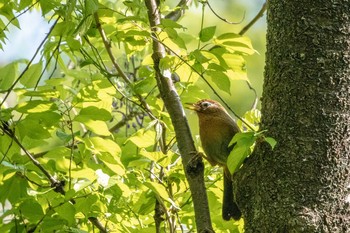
185 103 199 111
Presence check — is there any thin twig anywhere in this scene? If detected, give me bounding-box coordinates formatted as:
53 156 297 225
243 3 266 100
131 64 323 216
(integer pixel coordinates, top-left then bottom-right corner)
0 126 65 194
239 2 267 35
0 17 60 108
206 0 245 25
246 80 259 110
93 12 157 122
93 4 255 131
0 0 41 35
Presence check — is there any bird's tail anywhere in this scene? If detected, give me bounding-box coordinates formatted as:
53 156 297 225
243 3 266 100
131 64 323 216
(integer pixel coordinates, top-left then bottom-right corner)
222 168 242 220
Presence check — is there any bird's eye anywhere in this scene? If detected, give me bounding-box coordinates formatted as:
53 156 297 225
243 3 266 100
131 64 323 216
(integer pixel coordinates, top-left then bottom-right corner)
201 101 211 109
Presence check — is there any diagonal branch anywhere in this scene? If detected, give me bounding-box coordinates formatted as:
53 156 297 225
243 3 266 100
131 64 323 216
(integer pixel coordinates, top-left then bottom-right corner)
0 124 108 232
239 2 267 35
165 0 192 21
0 17 60 108
145 0 214 232
0 125 65 194
206 0 245 25
93 12 170 153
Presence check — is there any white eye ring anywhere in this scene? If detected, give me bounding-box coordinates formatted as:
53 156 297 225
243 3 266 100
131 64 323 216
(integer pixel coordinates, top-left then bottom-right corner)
201 101 211 109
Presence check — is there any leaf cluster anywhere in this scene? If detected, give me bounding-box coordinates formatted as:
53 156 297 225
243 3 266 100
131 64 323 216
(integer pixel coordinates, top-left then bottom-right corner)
0 0 261 232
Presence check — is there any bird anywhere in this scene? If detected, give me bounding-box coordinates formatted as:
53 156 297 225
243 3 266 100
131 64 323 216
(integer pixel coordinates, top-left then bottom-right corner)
187 99 242 221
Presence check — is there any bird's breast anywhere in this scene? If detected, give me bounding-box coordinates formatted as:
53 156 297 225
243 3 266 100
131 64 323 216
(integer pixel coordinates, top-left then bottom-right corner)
199 116 237 166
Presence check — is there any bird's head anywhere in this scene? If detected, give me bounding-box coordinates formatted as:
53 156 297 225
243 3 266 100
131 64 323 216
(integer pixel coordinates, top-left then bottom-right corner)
186 99 228 116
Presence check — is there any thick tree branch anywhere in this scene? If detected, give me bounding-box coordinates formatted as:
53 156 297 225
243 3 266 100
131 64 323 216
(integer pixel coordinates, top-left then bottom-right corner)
145 0 214 232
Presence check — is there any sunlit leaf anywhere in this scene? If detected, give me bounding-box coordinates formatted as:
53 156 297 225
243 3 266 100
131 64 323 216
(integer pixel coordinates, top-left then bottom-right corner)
16 100 57 113
214 33 255 55
229 132 255 147
265 137 277 149
161 18 184 29
79 119 111 136
0 62 17 90
75 106 112 121
199 26 216 42
144 182 169 200
55 202 76 225
20 61 43 88
85 137 121 156
126 128 156 148
17 119 51 139
206 70 231 94
227 144 250 174
0 173 28 203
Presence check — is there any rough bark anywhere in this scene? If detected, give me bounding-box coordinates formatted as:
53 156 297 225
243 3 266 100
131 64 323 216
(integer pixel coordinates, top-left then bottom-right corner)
234 1 350 232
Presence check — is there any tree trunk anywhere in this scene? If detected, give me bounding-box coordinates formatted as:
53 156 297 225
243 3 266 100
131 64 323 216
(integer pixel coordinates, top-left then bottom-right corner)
235 1 350 232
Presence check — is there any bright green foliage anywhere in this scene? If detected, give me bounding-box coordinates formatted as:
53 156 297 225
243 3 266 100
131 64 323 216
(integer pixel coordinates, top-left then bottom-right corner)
227 110 277 174
0 0 261 232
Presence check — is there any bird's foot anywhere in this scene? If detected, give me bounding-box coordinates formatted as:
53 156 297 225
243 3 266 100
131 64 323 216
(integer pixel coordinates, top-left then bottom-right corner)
186 151 205 177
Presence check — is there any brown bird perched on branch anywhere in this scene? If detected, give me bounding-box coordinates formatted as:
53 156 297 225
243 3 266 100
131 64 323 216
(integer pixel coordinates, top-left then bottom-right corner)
187 99 242 221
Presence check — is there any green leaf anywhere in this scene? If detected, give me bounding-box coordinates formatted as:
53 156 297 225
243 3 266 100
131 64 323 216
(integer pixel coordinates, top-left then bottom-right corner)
55 202 76 225
39 0 60 15
41 218 67 232
227 132 257 173
139 148 165 162
78 119 111 136
51 21 75 36
159 56 175 71
25 112 61 127
191 50 215 64
133 192 156 215
20 61 43 88
85 0 99 15
17 119 51 139
16 100 57 113
214 33 255 55
180 84 209 104
19 199 44 222
19 0 33 10
0 173 29 203
199 26 216 42
0 62 17 90
126 128 156 148
161 19 184 29
229 132 255 147
227 144 250 174
0 4 20 28
75 106 112 121
75 194 99 215
23 89 60 98
265 137 277 149
164 28 187 49
85 137 121 157
74 106 112 136
206 70 231 94
67 37 82 50
144 182 169 200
